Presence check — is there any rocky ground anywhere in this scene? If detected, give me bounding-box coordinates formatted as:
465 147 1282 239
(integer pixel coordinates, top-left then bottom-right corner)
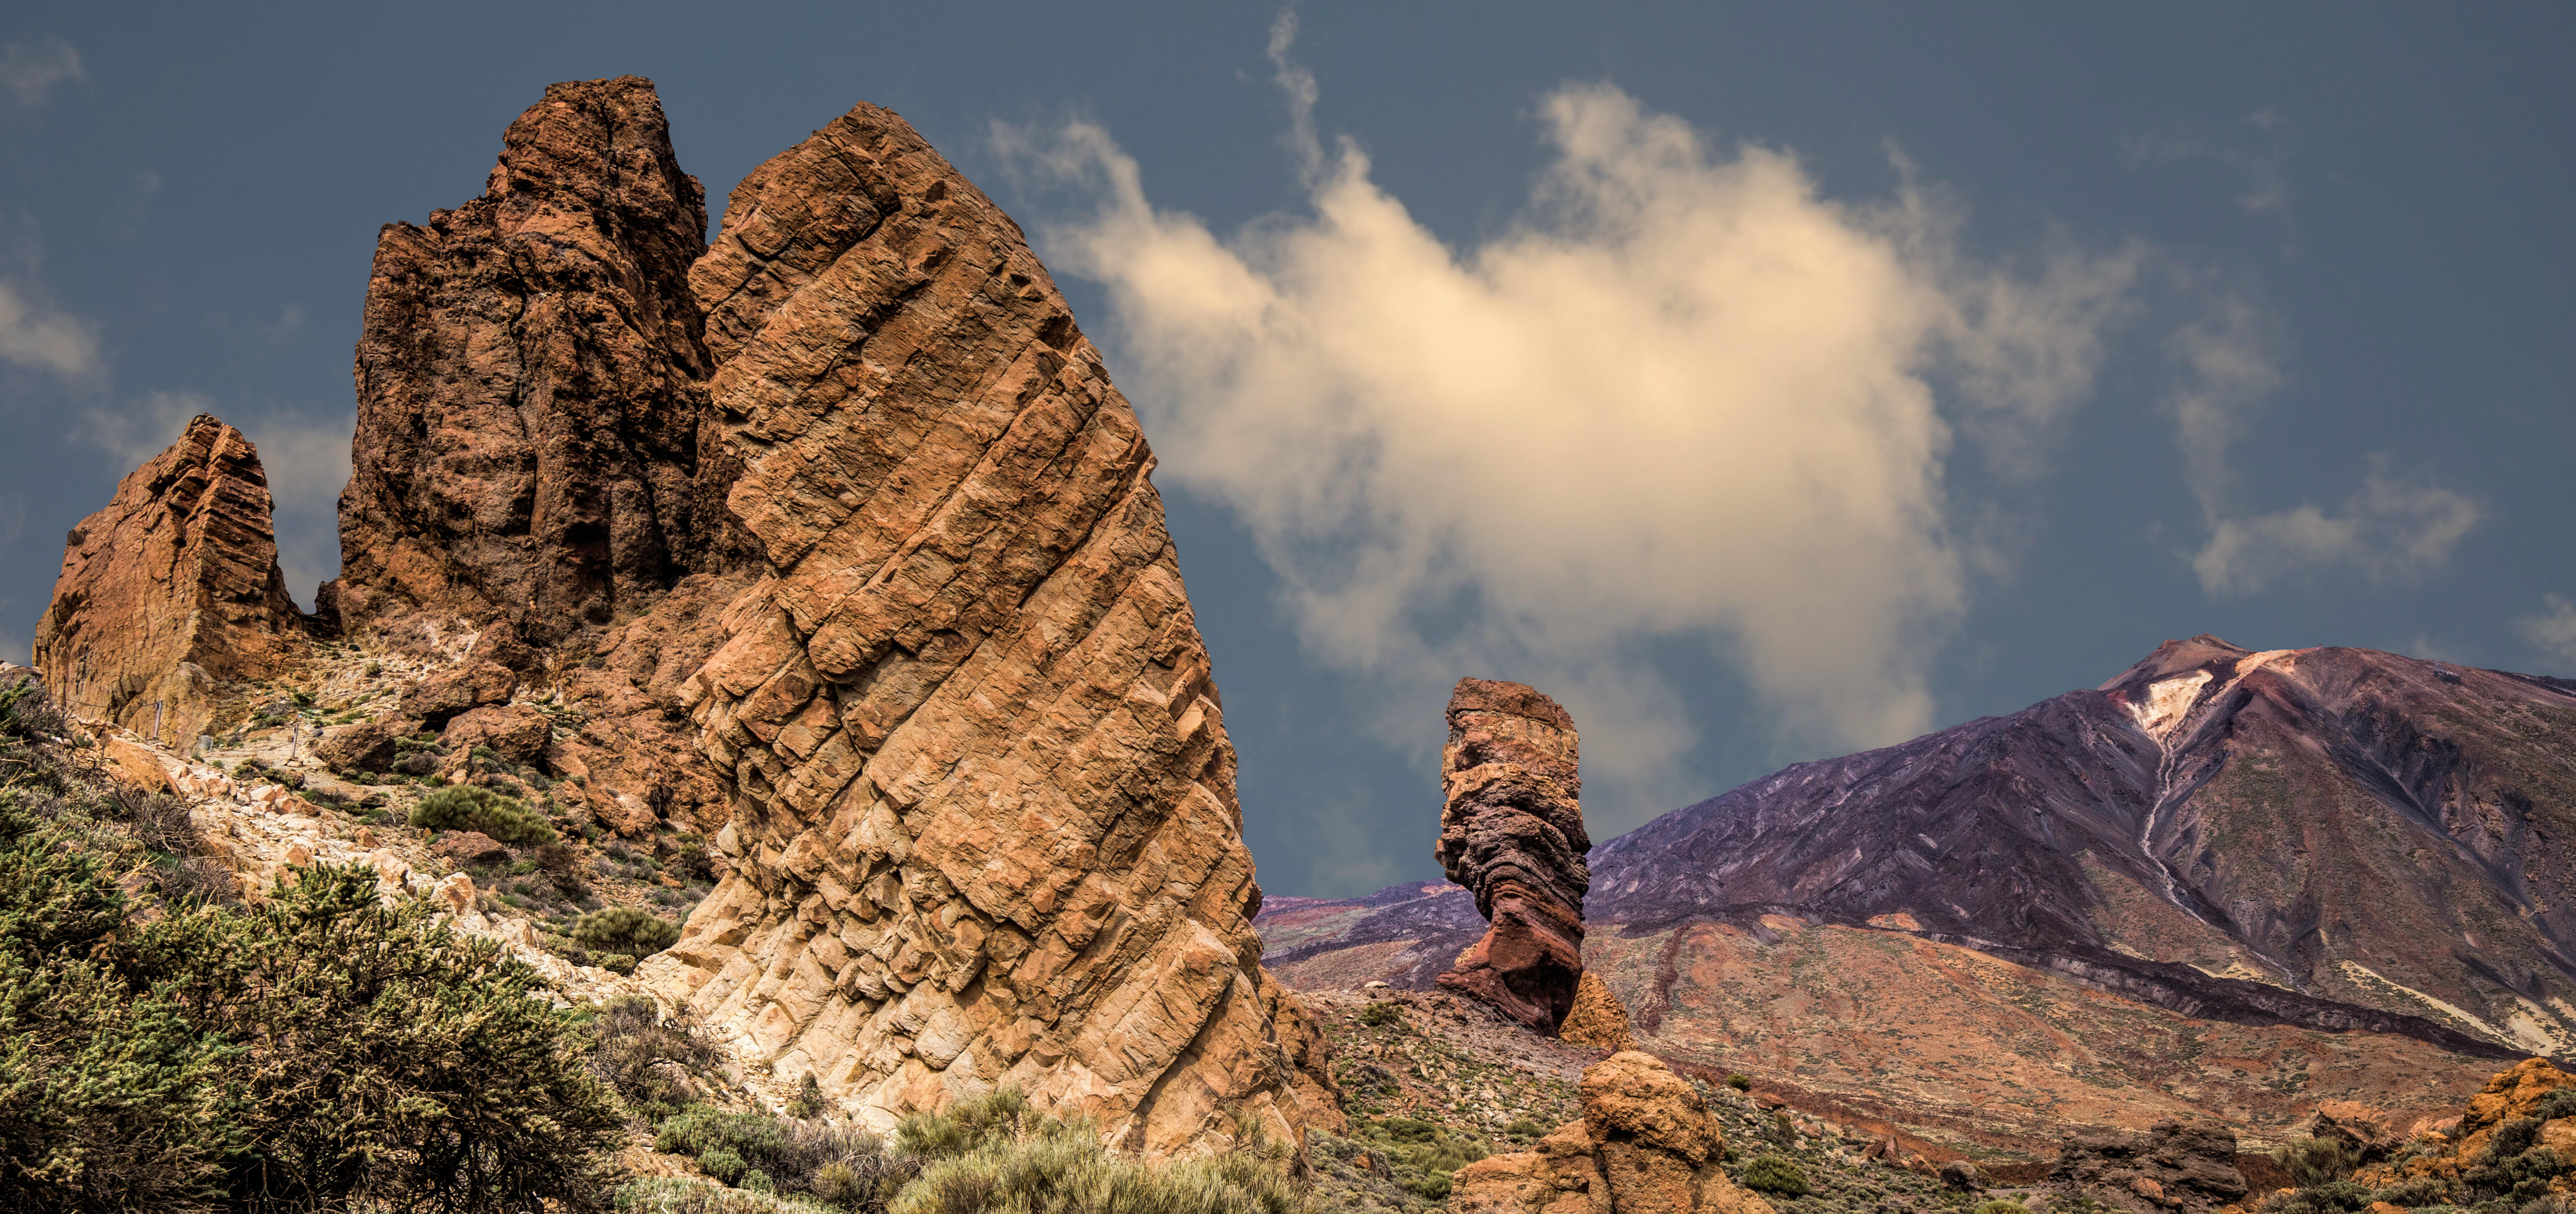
1297 988 2020 1213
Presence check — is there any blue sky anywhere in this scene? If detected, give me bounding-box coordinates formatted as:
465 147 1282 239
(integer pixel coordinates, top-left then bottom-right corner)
1 3 2569 896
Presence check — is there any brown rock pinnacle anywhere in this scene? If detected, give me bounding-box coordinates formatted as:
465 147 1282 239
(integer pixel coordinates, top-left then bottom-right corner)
34 415 308 744
1436 677 1593 1034
324 75 748 646
1451 1051 1777 1214
640 99 1339 1155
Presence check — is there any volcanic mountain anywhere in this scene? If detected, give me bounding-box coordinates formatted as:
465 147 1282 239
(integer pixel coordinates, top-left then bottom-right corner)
1261 636 2576 1151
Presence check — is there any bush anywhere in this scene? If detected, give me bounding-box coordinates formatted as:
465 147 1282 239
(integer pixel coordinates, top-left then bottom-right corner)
576 905 682 960
1726 1073 1753 1091
888 1111 1301 1214
2273 1136 2361 1187
590 996 717 1122
1357 1001 1403 1028
657 1104 903 1205
410 784 555 845
1974 1202 2031 1214
699 1146 751 1186
1741 1153 1811 1196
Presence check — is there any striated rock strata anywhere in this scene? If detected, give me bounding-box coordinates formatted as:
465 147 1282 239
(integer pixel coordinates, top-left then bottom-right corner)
324 75 747 646
637 99 1338 1154
2048 1119 2249 1214
1452 1050 1776 1214
34 415 307 744
1436 677 1599 1035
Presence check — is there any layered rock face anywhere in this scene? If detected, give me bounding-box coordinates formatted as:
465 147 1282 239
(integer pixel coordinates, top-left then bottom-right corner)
2048 1120 2249 1214
637 100 1338 1154
33 415 306 744
325 75 746 646
1436 678 1596 1035
1452 1050 1775 1214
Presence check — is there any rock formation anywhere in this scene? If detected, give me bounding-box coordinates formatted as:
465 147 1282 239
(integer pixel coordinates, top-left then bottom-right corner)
1436 677 1598 1035
323 75 747 646
1451 1050 1775 1214
632 98 1338 1154
2047 1119 2249 1214
33 415 308 744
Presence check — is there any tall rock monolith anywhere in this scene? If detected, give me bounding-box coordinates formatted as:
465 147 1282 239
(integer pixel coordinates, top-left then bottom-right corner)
34 415 308 745
323 74 749 647
638 99 1340 1156
1436 677 1595 1034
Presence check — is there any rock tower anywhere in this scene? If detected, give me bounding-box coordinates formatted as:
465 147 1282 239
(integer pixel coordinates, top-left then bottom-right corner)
33 415 309 744
1434 677 1595 1034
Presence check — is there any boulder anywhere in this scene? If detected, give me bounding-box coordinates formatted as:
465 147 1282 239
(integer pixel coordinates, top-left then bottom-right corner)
1560 971 1639 1053
433 831 511 866
101 735 178 794
399 661 515 727
322 75 749 644
1435 677 1593 1034
1453 1051 1775 1214
634 94 1338 1156
442 703 553 765
313 720 406 773
33 415 308 745
2049 1118 2248 1213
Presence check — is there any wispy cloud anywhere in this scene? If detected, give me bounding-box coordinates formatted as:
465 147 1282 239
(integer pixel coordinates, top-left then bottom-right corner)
0 279 98 379
2521 596 2576 673
2126 109 2296 225
0 38 82 110
2165 281 2479 596
1002 41 2136 831
74 391 350 608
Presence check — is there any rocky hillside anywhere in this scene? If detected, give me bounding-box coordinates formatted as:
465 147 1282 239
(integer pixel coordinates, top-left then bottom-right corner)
1263 637 2576 1158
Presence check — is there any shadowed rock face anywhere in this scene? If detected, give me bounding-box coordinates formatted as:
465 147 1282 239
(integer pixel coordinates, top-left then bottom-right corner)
34 415 307 744
325 75 748 645
637 99 1340 1155
1437 678 1593 1034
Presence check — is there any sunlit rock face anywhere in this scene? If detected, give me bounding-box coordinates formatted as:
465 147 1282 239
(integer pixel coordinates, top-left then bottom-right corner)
639 99 1341 1155
1435 677 1594 1034
35 414 309 744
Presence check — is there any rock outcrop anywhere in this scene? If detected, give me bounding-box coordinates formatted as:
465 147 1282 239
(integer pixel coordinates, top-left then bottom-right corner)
324 75 747 646
33 415 307 744
636 99 1338 1155
2048 1119 2249 1214
1436 678 1597 1035
1452 1050 1775 1214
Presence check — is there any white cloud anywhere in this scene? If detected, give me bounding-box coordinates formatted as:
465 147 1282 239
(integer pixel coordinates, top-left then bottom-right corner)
0 38 82 109
1004 67 2134 827
2166 286 2481 596
2521 596 2576 672
74 391 349 608
0 279 101 379
2192 461 2482 596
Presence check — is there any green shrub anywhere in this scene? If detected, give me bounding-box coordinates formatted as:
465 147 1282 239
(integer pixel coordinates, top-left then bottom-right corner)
1357 1001 1403 1028
889 1116 1302 1214
1973 1202 2030 1214
700 1146 751 1185
410 784 554 845
789 1073 827 1119
596 952 640 975
575 905 682 960
742 1170 775 1194
2273 1136 2361 1187
612 1176 844 1212
1741 1153 1811 1196
1726 1073 1753 1091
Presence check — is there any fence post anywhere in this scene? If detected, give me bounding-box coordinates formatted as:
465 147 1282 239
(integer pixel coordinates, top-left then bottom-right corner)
153 700 164 742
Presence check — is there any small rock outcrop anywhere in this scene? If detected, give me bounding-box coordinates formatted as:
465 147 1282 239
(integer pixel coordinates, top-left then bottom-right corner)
1436 677 1599 1035
33 415 307 744
324 75 748 646
639 99 1338 1155
1451 1050 1775 1214
2049 1119 2249 1213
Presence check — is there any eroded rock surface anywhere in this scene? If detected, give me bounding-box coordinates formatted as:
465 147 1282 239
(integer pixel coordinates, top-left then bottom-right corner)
1452 1050 1775 1214
325 74 747 645
2048 1119 2249 1214
1437 678 1594 1034
637 100 1338 1155
34 415 307 744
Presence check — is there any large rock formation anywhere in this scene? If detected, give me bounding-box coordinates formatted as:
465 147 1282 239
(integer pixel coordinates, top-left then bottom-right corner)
636 99 1338 1154
1452 1050 1775 1214
1436 678 1595 1035
33 415 307 744
324 75 747 646
2048 1119 2250 1214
